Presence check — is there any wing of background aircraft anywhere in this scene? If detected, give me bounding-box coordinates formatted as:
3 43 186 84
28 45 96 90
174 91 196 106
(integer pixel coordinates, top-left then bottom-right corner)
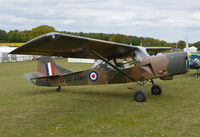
10 32 171 59
145 47 172 55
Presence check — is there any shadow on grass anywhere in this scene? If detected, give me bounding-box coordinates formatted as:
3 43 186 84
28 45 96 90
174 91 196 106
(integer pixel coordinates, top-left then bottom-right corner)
26 86 133 100
24 86 180 104
26 87 59 95
67 90 132 99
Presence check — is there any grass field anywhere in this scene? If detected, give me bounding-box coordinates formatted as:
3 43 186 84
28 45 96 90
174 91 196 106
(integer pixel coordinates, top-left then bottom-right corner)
0 59 199 137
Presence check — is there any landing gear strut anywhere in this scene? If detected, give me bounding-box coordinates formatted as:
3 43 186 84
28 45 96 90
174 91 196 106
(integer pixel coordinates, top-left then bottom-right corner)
56 86 61 92
133 79 163 102
133 80 147 102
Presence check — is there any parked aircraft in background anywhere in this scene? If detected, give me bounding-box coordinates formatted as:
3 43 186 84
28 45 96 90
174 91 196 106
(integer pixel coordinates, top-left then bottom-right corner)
10 33 188 102
188 53 200 77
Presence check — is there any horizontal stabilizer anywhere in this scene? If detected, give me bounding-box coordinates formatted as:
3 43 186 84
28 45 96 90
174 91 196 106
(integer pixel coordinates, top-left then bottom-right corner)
24 56 72 86
24 72 61 86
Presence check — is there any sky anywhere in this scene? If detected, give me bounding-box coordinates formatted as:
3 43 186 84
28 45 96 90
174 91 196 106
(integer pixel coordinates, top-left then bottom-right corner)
1 0 200 43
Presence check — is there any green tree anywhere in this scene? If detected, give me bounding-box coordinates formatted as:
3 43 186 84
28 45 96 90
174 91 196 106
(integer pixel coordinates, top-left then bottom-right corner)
191 41 200 50
22 30 30 42
168 43 177 48
159 40 170 47
5 30 30 42
0 29 6 42
177 40 186 49
142 37 159 47
129 36 143 45
29 25 56 40
6 30 19 42
109 34 129 44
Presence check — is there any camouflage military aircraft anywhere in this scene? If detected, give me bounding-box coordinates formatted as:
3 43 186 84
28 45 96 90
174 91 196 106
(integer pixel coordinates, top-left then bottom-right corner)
10 33 188 102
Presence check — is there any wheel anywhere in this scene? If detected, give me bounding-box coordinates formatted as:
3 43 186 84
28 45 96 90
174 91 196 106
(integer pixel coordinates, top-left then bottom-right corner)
56 86 61 92
151 85 162 95
134 90 147 102
195 73 200 78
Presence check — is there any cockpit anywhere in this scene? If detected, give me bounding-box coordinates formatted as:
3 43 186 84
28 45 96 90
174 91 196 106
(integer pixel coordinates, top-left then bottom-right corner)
91 48 149 70
92 58 137 70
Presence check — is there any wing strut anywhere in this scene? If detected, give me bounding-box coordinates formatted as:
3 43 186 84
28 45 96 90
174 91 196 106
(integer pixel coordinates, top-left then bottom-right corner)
90 50 136 82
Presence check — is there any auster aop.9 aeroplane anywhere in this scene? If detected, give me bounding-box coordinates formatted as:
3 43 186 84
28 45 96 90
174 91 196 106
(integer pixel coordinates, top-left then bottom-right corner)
10 33 188 102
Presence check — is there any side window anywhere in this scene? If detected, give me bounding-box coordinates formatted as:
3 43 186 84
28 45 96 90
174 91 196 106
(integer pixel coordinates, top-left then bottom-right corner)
92 58 136 70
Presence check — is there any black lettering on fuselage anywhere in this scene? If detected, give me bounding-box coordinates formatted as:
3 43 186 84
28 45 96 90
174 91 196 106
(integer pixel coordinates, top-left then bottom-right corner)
65 74 87 83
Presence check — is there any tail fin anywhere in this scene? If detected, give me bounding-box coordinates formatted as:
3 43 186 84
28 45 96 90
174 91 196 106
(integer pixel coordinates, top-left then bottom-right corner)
37 56 71 76
24 56 72 86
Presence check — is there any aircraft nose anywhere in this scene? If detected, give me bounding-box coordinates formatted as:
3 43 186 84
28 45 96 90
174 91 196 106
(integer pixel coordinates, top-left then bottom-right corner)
167 52 188 75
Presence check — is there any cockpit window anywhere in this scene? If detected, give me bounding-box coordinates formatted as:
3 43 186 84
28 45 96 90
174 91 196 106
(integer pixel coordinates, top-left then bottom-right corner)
92 58 136 69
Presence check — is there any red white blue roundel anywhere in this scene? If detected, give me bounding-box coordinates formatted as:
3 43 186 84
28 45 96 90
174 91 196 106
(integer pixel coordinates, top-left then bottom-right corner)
89 71 98 82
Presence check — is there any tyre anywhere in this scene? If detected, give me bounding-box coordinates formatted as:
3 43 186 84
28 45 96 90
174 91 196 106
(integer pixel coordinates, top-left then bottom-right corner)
151 85 162 95
134 90 147 102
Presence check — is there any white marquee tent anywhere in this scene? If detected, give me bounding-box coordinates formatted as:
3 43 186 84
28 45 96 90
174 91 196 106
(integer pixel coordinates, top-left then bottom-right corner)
183 46 198 52
0 46 34 63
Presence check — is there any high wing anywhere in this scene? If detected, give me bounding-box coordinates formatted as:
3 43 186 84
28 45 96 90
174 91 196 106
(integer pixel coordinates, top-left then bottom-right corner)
10 33 137 59
10 32 171 59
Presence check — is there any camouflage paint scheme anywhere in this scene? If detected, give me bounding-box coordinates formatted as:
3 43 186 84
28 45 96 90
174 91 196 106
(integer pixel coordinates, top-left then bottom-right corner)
24 52 187 87
10 32 187 88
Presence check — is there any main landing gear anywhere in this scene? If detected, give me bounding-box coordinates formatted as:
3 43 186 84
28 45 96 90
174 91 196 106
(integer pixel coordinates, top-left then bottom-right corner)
151 85 162 95
133 80 162 102
134 90 147 102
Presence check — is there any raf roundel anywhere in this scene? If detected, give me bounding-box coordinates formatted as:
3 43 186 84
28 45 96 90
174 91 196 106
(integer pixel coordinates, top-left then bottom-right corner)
89 71 98 82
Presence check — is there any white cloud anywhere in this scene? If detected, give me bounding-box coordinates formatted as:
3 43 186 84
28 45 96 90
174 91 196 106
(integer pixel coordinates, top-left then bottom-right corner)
63 20 76 24
1 0 200 42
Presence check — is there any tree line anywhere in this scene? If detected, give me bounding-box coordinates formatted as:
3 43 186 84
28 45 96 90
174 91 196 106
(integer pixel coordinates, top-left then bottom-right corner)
0 25 199 49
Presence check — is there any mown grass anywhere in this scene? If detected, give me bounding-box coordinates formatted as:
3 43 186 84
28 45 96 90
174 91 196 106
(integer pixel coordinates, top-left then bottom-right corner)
0 43 24 47
0 59 199 137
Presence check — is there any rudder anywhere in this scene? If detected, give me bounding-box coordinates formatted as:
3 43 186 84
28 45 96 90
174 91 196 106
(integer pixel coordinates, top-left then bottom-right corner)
37 56 72 76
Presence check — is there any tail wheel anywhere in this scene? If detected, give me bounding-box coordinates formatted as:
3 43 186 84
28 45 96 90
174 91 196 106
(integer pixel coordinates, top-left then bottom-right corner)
151 85 162 95
56 86 61 92
134 90 147 102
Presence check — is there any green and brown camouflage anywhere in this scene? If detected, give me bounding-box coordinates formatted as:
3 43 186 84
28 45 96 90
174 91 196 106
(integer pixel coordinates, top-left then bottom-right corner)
24 52 187 87
10 32 188 102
